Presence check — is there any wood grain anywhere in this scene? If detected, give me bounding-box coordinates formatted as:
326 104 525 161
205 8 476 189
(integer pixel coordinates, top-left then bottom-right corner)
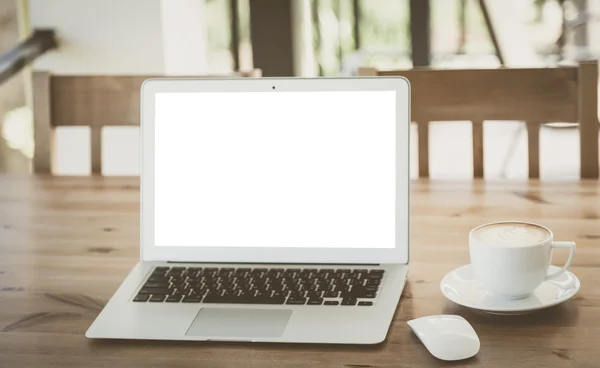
417 121 429 178
472 121 484 178
526 121 541 179
578 61 600 179
0 175 599 367
32 72 53 173
368 67 579 122
90 127 102 174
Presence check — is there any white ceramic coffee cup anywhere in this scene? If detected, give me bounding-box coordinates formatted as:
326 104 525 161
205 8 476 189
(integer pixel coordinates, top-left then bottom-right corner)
469 221 575 299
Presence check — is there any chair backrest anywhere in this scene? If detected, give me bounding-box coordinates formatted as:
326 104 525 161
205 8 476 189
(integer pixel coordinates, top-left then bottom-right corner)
32 69 262 174
358 62 599 179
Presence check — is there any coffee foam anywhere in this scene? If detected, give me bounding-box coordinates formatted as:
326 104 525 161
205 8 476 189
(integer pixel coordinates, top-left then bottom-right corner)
472 222 550 247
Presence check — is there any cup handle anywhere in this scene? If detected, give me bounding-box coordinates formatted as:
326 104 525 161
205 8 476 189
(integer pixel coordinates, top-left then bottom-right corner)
544 241 576 281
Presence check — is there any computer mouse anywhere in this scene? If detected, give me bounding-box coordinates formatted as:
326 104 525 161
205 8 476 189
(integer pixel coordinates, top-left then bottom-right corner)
407 315 480 361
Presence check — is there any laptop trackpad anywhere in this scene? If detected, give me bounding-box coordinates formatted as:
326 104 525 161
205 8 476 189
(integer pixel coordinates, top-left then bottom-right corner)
186 308 292 338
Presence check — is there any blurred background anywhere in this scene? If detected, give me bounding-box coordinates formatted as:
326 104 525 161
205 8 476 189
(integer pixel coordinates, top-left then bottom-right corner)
1 0 599 179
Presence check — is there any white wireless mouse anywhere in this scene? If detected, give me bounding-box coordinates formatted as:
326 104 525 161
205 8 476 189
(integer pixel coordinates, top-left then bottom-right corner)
407 315 480 361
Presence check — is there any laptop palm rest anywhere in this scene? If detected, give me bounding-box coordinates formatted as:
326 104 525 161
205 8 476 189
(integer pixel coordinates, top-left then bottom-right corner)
186 308 292 338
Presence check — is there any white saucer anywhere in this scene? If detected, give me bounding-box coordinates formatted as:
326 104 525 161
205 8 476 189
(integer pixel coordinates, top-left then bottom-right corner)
440 264 580 315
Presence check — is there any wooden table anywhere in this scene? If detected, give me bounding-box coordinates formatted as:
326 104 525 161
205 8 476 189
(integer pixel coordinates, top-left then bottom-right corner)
1 175 599 367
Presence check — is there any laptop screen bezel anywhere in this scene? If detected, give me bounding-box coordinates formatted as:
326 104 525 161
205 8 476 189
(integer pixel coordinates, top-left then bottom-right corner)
140 77 410 265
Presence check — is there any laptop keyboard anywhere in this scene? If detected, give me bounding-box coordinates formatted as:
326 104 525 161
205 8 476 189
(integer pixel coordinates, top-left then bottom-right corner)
133 266 384 306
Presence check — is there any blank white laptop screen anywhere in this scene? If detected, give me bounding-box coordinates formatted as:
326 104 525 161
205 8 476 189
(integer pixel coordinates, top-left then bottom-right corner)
154 91 396 248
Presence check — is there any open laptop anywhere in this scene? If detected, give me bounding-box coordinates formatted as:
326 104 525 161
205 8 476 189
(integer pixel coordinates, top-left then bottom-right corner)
86 77 410 344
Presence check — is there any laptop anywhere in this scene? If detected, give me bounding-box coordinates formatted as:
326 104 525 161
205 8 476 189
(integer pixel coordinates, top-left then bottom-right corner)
86 76 410 344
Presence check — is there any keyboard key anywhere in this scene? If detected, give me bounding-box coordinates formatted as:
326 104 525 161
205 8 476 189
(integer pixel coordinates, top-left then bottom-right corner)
151 270 168 277
324 300 339 305
172 289 187 296
251 271 267 279
352 270 366 279
149 294 166 302
297 270 310 278
219 268 235 276
265 296 285 304
369 269 385 275
133 294 149 302
267 270 283 279
250 296 286 304
283 269 300 277
148 276 167 282
355 286 378 296
307 298 323 305
323 291 339 298
307 269 318 276
264 296 287 304
151 267 169 275
143 282 169 288
187 270 202 279
305 291 320 299
358 301 373 306
308 284 320 292
254 291 269 299
190 288 207 297
286 298 307 305
139 287 169 295
337 285 351 293
333 270 347 278
182 296 202 303
324 285 336 292
273 291 289 298
166 295 183 303
314 271 327 279
288 291 305 299
341 298 357 306
366 279 381 287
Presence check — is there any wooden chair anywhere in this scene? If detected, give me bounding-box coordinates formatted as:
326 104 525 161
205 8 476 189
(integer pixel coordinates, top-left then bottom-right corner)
32 69 262 174
359 62 599 179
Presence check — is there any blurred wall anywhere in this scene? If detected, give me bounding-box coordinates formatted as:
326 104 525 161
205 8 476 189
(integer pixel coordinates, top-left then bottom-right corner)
29 0 209 75
29 0 165 74
159 0 209 75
